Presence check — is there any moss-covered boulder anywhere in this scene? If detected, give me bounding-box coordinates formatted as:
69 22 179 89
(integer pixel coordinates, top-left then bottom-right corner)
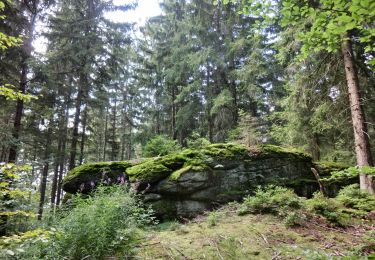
124 144 314 217
62 161 132 194
62 143 352 219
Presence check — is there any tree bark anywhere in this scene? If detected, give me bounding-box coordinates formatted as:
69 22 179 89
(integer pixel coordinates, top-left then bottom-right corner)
111 96 117 161
56 94 70 206
50 138 62 206
341 36 374 193
8 60 27 163
103 105 109 161
8 2 38 163
69 72 88 170
171 86 177 139
79 107 88 165
38 122 53 220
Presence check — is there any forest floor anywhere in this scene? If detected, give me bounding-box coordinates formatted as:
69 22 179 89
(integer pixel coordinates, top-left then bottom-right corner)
133 204 374 260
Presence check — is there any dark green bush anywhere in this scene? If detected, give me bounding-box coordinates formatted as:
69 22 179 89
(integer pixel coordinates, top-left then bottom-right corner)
284 211 307 227
306 192 349 226
337 184 375 213
143 135 181 157
239 185 303 215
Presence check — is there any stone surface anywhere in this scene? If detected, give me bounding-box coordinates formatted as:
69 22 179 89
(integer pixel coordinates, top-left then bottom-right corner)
63 144 348 219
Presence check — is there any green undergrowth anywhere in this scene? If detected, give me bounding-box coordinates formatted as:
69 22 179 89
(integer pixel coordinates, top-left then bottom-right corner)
337 184 375 213
321 166 375 184
0 185 155 259
238 185 304 216
239 185 374 228
136 187 374 259
314 161 352 177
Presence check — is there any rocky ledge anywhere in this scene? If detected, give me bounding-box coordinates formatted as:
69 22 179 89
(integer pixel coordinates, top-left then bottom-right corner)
62 144 351 219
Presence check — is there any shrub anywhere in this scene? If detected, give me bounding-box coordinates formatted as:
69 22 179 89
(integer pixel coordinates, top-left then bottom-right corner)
336 184 375 212
186 132 211 149
1 185 155 259
305 192 349 226
238 185 303 215
321 166 375 183
206 211 222 227
284 211 307 227
142 135 181 157
0 163 35 235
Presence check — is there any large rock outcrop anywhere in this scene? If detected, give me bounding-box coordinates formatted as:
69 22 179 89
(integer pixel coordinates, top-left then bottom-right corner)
62 144 351 218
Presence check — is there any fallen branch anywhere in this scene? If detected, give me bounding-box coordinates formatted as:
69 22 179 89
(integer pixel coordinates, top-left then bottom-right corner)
311 168 327 197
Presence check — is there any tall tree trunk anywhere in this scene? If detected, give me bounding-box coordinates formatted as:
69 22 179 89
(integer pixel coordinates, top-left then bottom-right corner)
8 4 38 163
341 36 374 193
127 124 132 160
311 134 321 161
103 105 109 161
50 137 62 206
111 96 117 161
38 122 53 220
206 63 213 142
79 107 88 165
56 94 70 206
171 86 177 139
69 73 87 170
8 61 27 163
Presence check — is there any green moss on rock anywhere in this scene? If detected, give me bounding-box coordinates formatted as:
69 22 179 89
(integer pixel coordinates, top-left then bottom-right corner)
314 161 351 177
256 145 311 160
169 166 193 181
63 143 319 196
201 143 248 160
64 161 132 183
126 160 172 183
124 144 248 183
62 161 132 193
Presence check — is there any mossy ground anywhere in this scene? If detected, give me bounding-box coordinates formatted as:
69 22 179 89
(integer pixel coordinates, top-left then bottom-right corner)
134 204 374 259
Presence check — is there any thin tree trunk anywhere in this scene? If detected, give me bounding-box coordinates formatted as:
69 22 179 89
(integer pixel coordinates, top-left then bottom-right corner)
50 137 62 206
79 107 88 165
56 94 70 206
311 134 321 161
38 122 53 220
206 63 213 142
120 117 126 161
69 72 87 170
69 87 83 170
111 96 117 161
171 86 177 139
8 4 38 162
8 61 27 163
103 105 109 161
127 124 132 160
341 36 374 193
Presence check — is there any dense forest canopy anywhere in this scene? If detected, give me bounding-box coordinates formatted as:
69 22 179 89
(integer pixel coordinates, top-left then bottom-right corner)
0 0 374 235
